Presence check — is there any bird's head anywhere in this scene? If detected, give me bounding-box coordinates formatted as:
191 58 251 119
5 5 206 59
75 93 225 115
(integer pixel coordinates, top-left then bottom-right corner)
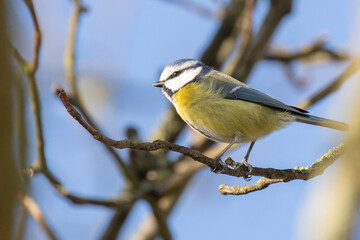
153 59 212 102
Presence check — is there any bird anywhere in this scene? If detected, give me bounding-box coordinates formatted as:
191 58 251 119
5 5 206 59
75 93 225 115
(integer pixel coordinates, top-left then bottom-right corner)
153 59 348 173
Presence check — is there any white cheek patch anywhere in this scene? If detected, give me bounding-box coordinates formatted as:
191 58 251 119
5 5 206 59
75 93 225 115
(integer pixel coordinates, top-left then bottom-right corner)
164 66 202 92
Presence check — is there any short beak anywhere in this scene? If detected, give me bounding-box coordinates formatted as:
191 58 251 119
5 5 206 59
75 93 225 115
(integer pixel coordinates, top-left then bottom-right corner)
153 81 164 88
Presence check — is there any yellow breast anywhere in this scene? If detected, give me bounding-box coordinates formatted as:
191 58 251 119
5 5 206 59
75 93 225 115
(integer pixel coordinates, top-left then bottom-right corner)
172 82 291 143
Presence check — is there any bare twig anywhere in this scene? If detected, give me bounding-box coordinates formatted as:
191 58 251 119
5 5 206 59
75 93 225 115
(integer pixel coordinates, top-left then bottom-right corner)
24 165 129 208
64 0 87 97
51 185 132 208
100 204 135 240
220 143 344 195
21 194 58 240
23 0 41 74
264 38 348 63
13 0 49 174
219 178 283 195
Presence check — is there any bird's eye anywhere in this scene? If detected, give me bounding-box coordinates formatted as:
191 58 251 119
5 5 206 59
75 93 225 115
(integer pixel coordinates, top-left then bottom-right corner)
170 71 181 78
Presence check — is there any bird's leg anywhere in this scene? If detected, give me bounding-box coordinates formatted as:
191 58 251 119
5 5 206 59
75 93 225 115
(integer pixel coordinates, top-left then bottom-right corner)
211 139 238 173
241 141 256 174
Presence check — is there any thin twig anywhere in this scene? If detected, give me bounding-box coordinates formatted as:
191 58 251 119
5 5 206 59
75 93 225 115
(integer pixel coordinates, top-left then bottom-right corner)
14 0 49 174
51 184 132 208
264 38 348 63
21 194 58 240
64 0 87 97
219 178 283 195
100 203 135 240
220 143 345 195
23 0 41 74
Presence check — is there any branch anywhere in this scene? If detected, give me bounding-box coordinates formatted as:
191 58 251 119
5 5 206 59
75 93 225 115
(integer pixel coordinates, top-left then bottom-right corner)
231 0 292 81
20 194 58 240
9 0 50 174
25 165 129 208
64 0 87 97
56 88 345 182
52 185 131 208
23 0 41 74
264 38 348 63
219 143 344 195
219 178 283 195
201 0 246 69
100 203 135 240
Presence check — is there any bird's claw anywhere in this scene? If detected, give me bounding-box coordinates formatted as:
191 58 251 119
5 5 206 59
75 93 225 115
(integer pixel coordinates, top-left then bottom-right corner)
210 158 227 174
241 159 253 181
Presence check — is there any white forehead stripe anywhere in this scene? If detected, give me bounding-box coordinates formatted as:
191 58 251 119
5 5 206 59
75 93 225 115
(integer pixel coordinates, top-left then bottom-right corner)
160 59 199 81
164 66 202 92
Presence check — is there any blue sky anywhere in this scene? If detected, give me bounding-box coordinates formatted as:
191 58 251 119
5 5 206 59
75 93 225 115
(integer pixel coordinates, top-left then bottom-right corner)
9 0 359 239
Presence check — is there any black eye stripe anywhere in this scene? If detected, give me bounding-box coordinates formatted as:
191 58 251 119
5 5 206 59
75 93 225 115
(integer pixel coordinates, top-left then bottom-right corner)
164 63 207 81
169 70 181 79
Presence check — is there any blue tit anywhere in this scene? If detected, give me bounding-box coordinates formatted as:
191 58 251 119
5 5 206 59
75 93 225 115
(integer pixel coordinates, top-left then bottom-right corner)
153 59 348 172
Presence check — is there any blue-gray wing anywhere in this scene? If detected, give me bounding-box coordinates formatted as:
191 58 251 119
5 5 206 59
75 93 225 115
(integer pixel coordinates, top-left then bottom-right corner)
223 85 308 115
203 70 308 115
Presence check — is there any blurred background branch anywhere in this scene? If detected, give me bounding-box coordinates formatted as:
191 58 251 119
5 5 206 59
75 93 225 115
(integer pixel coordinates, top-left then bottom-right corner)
20 194 58 240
